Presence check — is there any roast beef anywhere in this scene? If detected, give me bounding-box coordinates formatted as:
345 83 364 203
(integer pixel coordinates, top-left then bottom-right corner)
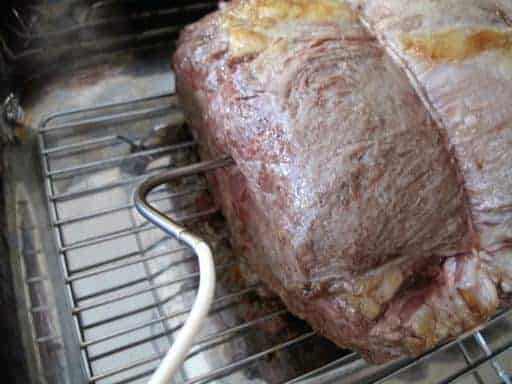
173 0 512 362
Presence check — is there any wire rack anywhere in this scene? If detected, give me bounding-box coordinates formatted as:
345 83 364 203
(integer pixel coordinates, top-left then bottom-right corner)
36 93 512 384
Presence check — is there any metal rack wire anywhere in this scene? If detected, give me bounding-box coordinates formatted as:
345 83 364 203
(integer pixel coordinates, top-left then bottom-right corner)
37 93 512 384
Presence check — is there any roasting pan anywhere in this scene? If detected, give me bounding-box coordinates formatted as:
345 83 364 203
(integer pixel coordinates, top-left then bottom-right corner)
1 1 511 383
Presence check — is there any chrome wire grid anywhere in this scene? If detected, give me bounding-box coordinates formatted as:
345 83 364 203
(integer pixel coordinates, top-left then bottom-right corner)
37 93 512 384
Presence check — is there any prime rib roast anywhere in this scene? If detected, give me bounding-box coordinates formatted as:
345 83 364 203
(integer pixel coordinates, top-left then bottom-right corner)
173 0 512 362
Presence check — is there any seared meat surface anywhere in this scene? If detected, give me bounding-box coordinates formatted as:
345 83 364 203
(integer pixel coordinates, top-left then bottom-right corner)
173 0 512 362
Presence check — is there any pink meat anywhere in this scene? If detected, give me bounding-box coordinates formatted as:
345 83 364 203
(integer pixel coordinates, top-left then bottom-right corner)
173 0 512 362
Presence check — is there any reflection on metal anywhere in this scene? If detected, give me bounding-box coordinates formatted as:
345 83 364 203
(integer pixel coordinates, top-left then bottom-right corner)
3 93 24 125
134 156 234 383
2 93 24 143
1 1 218 82
474 332 512 384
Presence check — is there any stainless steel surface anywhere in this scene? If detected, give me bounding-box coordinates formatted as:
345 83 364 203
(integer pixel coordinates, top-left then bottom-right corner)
474 332 512 384
3 1 218 81
3 93 24 125
2 93 23 142
2 2 511 383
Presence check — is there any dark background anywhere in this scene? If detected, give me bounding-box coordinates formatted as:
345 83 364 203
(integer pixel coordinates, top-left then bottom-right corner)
1 2 31 381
